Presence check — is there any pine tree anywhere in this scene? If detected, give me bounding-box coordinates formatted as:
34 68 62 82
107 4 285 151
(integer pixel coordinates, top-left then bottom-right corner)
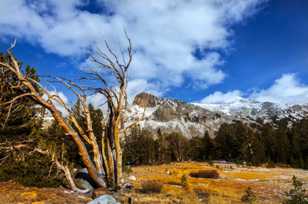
261 123 276 163
274 119 290 164
0 53 41 137
215 122 245 161
202 131 214 160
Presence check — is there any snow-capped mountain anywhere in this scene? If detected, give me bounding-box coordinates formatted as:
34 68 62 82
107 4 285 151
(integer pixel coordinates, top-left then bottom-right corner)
126 92 308 138
195 99 308 123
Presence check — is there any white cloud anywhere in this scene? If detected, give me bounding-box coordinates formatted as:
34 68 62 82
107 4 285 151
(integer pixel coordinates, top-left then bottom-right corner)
252 74 308 104
201 90 243 104
0 0 266 95
88 79 162 108
127 79 163 102
88 93 105 109
46 90 69 115
200 74 308 105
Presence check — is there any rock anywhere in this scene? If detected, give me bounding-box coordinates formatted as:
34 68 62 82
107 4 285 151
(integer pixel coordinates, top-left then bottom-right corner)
87 195 119 204
75 178 94 192
75 168 102 188
93 188 110 198
120 178 125 184
128 175 136 181
133 92 160 107
122 183 133 191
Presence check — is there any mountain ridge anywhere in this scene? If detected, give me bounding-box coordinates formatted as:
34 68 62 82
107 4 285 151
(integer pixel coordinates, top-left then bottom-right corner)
126 92 308 138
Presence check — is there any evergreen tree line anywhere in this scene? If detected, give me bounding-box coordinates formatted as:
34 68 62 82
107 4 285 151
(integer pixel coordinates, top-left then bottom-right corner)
0 100 104 187
123 119 308 169
0 55 104 187
0 55 63 187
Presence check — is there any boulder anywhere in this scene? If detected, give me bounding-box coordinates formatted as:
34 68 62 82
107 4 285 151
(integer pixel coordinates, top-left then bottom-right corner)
75 168 101 189
122 183 133 191
93 188 110 198
87 195 119 204
75 178 94 192
128 175 136 181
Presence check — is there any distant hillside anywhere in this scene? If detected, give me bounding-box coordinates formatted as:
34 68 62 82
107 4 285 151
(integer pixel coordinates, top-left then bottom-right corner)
126 92 308 138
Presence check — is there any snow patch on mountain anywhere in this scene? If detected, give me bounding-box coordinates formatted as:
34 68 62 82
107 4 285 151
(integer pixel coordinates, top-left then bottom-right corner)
126 92 308 138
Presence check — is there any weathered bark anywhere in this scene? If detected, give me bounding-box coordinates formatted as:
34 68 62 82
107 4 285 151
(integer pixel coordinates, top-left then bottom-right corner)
101 130 110 183
1 36 132 190
114 125 122 186
0 54 105 188
48 107 105 187
53 155 90 193
83 100 104 175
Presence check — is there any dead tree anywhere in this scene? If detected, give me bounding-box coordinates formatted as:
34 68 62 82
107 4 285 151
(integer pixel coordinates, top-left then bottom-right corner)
0 37 132 190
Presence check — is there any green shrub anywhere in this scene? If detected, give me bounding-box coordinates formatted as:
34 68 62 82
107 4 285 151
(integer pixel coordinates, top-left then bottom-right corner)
123 165 133 174
284 176 308 204
0 152 64 187
140 181 163 194
241 187 257 203
181 174 188 187
181 174 192 192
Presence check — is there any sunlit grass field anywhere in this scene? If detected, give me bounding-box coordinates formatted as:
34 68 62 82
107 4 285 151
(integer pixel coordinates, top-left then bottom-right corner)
122 162 308 204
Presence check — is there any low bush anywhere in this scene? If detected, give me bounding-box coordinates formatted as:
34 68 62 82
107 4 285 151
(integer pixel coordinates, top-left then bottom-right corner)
189 170 219 179
241 187 257 203
181 174 189 187
140 180 163 194
181 174 192 192
194 189 209 203
0 152 64 187
123 165 133 174
284 176 308 204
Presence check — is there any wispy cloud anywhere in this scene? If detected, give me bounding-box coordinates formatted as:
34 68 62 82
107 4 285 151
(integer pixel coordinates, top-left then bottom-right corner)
45 90 69 115
0 0 266 96
200 90 243 104
200 73 308 105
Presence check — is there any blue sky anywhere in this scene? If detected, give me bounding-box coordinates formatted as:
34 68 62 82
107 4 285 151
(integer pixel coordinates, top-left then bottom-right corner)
1 0 308 105
169 0 308 102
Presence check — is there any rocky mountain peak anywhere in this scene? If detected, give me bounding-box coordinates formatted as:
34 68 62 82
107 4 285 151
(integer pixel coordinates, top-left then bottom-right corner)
133 92 160 107
128 92 308 138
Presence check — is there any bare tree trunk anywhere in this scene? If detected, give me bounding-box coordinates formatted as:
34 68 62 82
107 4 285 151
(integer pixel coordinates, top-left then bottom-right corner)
114 124 122 187
53 156 90 193
105 133 115 188
101 127 110 183
83 101 104 175
1 35 132 191
49 108 106 187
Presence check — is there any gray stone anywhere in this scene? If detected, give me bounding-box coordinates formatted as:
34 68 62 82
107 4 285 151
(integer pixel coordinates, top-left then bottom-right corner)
75 178 94 192
122 182 133 191
128 175 136 181
87 195 119 204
